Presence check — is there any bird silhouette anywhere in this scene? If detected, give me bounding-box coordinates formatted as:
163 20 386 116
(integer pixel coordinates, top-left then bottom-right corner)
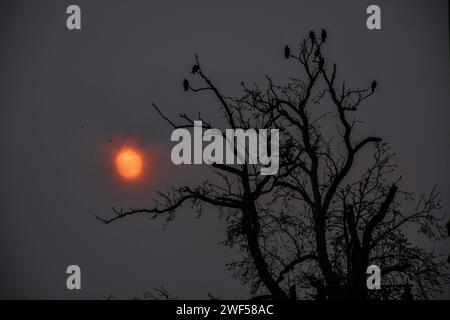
191 65 199 74
284 45 291 59
309 30 316 43
371 80 377 92
321 29 327 43
183 79 189 91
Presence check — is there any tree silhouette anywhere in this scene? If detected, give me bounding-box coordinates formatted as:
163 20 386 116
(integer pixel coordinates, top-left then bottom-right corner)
97 30 449 300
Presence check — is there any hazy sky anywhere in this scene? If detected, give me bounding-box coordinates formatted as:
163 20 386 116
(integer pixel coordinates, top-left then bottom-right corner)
0 0 448 299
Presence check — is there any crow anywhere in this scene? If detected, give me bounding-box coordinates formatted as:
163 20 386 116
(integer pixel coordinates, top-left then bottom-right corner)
183 79 189 91
284 45 291 59
321 29 327 43
371 80 377 92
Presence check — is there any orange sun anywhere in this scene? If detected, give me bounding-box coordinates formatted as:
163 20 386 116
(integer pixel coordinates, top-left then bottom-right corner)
115 148 143 179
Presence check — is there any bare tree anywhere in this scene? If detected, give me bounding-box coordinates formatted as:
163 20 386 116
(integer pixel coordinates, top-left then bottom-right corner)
97 30 449 300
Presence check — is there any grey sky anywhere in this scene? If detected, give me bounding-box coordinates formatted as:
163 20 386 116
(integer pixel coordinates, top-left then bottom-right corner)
0 0 448 299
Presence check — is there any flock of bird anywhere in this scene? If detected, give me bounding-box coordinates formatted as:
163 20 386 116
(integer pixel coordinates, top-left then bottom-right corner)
182 30 378 97
284 30 378 93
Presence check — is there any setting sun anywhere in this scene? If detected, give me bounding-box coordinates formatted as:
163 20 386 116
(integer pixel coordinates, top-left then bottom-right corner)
115 148 143 179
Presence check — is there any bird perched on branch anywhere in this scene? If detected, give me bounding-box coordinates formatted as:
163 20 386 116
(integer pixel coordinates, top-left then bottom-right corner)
371 80 377 92
191 65 199 74
183 79 189 91
284 45 291 59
